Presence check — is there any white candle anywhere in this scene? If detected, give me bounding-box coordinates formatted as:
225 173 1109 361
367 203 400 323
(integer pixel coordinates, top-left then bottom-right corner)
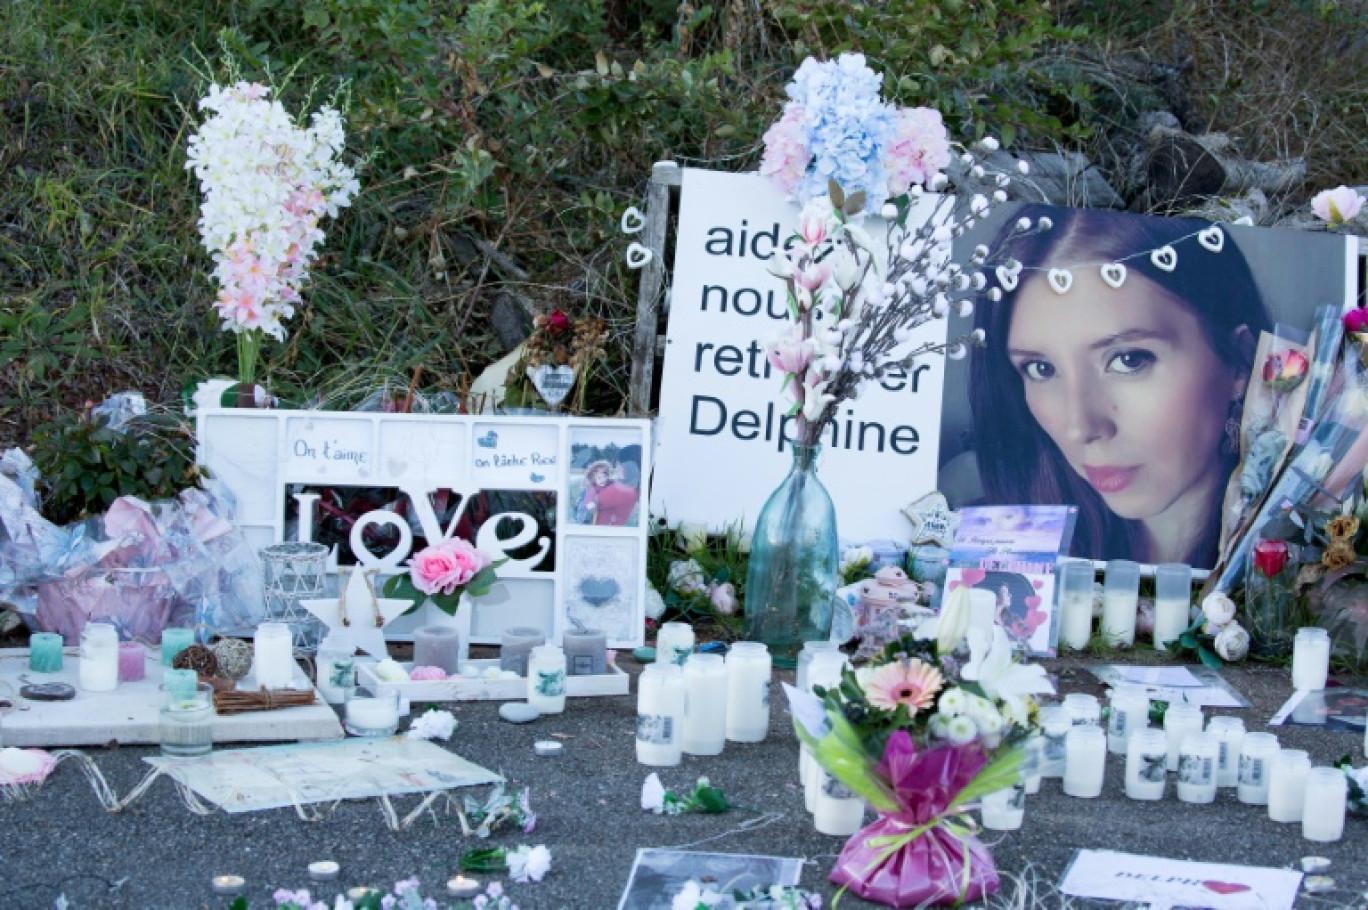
1107 685 1149 754
1176 732 1218 804
1291 628 1330 691
795 640 839 692
1101 560 1139 647
1301 767 1347 842
1267 749 1312 823
526 645 566 715
1152 563 1192 650
724 642 771 743
812 770 864 836
1124 729 1168 800
656 622 695 667
1056 560 1096 650
315 637 356 705
1207 716 1246 788
980 783 1026 830
680 654 727 756
79 622 119 692
968 589 997 636
1022 734 1044 795
1237 732 1280 805
799 650 850 810
636 663 685 766
1062 693 1101 727
1163 704 1203 772
1063 726 1106 798
253 622 295 689
1039 709 1070 779
345 693 399 736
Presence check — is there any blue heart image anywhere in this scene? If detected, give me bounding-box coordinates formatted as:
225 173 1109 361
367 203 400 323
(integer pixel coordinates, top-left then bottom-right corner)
578 575 621 608
476 430 499 449
530 472 545 483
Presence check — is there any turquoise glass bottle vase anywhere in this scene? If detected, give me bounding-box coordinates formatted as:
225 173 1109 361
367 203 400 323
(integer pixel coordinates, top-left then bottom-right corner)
743 443 838 667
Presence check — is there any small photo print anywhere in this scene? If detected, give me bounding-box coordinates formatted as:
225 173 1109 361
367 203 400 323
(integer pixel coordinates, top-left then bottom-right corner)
617 849 803 910
569 426 644 527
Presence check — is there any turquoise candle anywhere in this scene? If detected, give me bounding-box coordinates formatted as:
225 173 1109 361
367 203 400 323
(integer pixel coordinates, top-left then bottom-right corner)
161 627 195 667
29 633 64 673
164 668 199 701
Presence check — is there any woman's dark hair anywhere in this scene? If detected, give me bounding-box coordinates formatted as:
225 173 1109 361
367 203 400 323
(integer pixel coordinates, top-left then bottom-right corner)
969 204 1273 565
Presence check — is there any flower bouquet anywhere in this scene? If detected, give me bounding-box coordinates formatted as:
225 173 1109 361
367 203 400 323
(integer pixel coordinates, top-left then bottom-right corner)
784 590 1052 907
382 538 504 616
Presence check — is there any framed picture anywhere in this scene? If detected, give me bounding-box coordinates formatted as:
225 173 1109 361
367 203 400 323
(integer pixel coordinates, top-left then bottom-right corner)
561 536 641 643
568 426 645 528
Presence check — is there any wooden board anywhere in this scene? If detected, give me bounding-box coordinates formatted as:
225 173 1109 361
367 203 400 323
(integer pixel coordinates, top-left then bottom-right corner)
357 657 629 706
0 649 343 748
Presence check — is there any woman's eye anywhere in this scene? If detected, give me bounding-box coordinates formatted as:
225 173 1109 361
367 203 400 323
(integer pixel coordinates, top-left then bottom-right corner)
1107 350 1156 374
1018 360 1054 381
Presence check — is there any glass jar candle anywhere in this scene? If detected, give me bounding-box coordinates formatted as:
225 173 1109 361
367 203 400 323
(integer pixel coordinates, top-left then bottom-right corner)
1301 767 1347 842
1237 732 1281 805
656 622 695 667
29 632 64 674
160 627 195 667
413 625 461 675
1176 732 1218 804
1062 693 1101 727
159 682 215 757
795 640 839 692
1101 559 1140 648
1107 685 1150 754
118 641 147 682
163 668 199 702
800 650 850 798
1063 726 1107 798
724 642 771 743
636 663 685 766
1291 628 1330 691
253 622 296 689
1267 748 1312 823
681 654 727 756
812 770 864 836
1056 560 1096 650
1207 716 1246 788
1124 729 1168 801
1040 708 1070 779
499 627 546 676
563 628 608 676
345 689 400 737
980 782 1026 831
315 642 356 706
1152 563 1192 650
1021 734 1044 795
527 645 567 715
79 622 119 692
1163 704 1204 772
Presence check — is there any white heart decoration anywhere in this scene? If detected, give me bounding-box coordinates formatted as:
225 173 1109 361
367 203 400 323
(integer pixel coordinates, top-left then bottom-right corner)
995 264 1019 291
529 364 577 407
1047 268 1073 295
1100 262 1127 289
626 242 653 269
1198 225 1225 252
1150 245 1178 272
620 206 646 234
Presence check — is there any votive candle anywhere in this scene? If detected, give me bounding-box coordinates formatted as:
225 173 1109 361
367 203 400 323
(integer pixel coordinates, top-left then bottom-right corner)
1039 708 1070 779
160 627 195 667
1101 559 1140 647
636 662 685 766
812 770 864 836
1176 732 1218 804
1056 560 1095 650
1022 734 1044 795
1152 563 1192 650
681 653 727 757
1291 628 1330 691
980 783 1026 830
724 642 771 743
29 632 64 673
795 640 839 692
118 641 146 682
253 622 295 689
79 622 119 692
498 627 546 676
164 667 199 701
1062 692 1101 727
1267 749 1312 823
1063 726 1106 798
1237 732 1281 805
1124 729 1168 801
1301 767 1347 842
1207 716 1246 788
345 690 400 737
413 626 461 675
563 627 608 676
1163 703 1204 772
1107 685 1149 754
526 645 567 715
656 621 695 667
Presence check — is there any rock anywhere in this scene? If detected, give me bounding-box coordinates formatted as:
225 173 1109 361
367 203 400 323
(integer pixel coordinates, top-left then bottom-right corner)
490 293 532 352
967 150 1123 209
1137 125 1305 209
499 702 541 724
1181 189 1269 226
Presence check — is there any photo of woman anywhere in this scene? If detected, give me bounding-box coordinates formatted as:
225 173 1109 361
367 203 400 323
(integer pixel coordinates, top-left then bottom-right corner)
568 431 644 527
967 204 1275 567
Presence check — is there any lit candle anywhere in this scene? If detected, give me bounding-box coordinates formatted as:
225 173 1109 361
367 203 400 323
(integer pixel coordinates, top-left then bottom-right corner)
1062 693 1101 727
980 782 1026 830
1101 560 1139 648
527 645 567 715
681 653 727 757
795 640 839 692
253 622 296 689
1039 708 1070 779
1236 731 1280 805
118 642 147 682
79 622 119 692
636 662 685 766
1106 685 1149 754
812 770 864 836
1163 704 1203 772
1291 628 1330 691
1063 726 1106 798
413 625 461 675
1301 767 1347 842
28 632 64 673
724 642 771 743
1267 749 1312 823
563 628 608 676
656 621 695 667
1207 716 1246 788
498 627 546 676
1056 560 1095 650
211 875 245 895
160 627 195 667
1152 563 1191 650
1124 729 1168 801
345 691 400 737
447 876 481 898
1176 732 1218 804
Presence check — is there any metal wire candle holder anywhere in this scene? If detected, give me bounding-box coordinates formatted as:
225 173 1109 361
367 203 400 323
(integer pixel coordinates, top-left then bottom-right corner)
259 542 330 651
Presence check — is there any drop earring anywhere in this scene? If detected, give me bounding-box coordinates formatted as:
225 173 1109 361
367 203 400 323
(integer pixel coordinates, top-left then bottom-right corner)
1222 397 1244 456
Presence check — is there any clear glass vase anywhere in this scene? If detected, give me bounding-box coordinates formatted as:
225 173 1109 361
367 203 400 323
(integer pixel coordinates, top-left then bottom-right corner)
743 443 838 668
1244 540 1300 659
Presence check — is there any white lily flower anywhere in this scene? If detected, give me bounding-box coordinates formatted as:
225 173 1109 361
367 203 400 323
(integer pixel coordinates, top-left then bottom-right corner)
962 625 1054 726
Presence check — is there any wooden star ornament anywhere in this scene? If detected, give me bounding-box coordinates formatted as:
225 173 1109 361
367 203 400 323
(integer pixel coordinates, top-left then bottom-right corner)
300 567 411 659
901 492 960 548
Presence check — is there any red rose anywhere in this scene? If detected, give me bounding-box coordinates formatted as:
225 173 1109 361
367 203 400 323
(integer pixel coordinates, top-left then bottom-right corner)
1261 350 1308 393
1252 539 1290 578
544 309 571 336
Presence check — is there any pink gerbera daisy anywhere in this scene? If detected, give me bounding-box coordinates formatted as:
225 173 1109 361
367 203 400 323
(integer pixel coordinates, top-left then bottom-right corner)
863 658 944 711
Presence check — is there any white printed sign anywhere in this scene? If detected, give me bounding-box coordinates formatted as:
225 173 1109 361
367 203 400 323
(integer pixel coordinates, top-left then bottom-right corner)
1059 850 1300 910
651 168 948 541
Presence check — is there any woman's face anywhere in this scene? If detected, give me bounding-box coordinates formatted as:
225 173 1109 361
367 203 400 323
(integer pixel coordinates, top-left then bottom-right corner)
1006 269 1241 525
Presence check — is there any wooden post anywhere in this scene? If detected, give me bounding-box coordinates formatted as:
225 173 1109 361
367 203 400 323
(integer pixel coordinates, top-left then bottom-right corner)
627 161 681 416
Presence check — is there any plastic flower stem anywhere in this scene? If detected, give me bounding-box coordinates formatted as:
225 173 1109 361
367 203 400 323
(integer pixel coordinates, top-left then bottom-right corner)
237 329 260 386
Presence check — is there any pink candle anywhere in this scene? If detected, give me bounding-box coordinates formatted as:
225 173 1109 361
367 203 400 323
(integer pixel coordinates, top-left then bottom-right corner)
118 642 147 682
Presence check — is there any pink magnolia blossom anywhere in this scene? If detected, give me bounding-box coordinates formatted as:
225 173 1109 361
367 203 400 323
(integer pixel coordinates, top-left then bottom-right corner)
766 328 816 375
1311 186 1365 225
793 260 831 293
409 538 491 596
759 104 811 196
884 107 952 196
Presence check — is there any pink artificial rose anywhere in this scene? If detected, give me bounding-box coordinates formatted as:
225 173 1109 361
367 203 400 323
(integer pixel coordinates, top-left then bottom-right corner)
408 665 448 681
408 538 491 596
1311 186 1365 225
884 106 952 196
1344 307 1368 334
709 581 737 616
